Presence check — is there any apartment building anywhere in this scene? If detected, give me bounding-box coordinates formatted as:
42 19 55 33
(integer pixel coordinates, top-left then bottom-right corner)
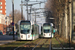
0 14 6 33
0 0 6 15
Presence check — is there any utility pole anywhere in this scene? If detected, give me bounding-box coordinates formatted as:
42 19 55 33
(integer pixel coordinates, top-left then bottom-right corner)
33 9 36 24
20 0 46 20
21 0 23 20
12 0 15 40
30 6 32 21
25 0 29 20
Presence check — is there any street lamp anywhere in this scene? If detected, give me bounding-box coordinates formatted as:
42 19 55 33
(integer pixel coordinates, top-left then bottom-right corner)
21 0 23 20
12 0 15 40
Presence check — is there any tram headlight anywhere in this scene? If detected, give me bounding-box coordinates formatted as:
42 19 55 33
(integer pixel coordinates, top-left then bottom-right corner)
28 35 30 38
49 34 51 36
44 34 45 36
21 35 23 38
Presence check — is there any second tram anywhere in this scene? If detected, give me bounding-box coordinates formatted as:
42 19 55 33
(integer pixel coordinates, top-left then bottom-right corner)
41 23 54 38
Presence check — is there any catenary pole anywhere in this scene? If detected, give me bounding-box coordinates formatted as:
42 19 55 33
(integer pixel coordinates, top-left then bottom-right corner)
12 0 15 40
21 0 23 20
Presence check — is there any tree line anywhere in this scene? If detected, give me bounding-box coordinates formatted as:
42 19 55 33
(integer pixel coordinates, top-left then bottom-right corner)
45 0 72 40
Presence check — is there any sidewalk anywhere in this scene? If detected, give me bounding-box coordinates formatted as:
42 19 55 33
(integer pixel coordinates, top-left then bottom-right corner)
0 40 16 45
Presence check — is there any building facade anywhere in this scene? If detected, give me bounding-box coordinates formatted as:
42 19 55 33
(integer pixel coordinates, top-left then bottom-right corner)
0 14 6 34
0 0 6 15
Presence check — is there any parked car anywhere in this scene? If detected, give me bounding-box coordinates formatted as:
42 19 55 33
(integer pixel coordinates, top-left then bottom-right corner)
0 31 3 35
9 31 16 35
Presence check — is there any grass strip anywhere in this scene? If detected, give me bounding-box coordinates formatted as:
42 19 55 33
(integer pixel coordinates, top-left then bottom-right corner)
0 38 39 50
52 37 60 47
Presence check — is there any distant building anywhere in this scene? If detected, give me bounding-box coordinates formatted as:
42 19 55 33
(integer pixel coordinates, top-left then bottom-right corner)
0 14 6 34
0 0 6 15
6 16 11 26
6 15 13 32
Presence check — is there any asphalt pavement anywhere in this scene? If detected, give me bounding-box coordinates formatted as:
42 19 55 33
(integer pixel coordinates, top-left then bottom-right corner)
0 35 17 45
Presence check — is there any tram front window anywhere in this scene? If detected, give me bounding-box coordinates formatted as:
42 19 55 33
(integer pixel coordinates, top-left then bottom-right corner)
21 29 30 34
20 21 31 34
43 26 50 33
44 29 50 33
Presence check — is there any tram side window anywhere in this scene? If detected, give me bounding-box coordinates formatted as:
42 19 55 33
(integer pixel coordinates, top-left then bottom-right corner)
52 28 53 33
37 26 39 34
41 26 42 32
36 26 37 34
34 26 37 34
32 25 34 34
41 26 43 35
36 26 38 34
74 26 75 32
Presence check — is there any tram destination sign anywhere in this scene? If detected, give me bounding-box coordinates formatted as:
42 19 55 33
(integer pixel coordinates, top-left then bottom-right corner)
43 26 50 29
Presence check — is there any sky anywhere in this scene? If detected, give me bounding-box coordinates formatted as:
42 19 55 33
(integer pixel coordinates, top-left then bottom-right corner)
6 0 21 16
6 0 46 23
6 0 47 34
6 0 46 16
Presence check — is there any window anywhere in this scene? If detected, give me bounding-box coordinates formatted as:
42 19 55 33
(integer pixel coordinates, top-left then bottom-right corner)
5 3 6 5
0 6 2 9
0 2 2 5
5 11 6 13
0 10 2 13
5 7 6 9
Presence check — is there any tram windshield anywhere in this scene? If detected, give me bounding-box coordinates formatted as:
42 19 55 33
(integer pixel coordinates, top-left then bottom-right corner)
20 21 31 34
43 23 50 33
44 29 50 33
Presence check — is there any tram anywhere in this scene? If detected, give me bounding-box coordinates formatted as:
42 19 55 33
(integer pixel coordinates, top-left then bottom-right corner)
41 23 54 38
17 20 39 40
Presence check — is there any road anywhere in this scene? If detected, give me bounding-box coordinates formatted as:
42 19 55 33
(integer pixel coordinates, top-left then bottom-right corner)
0 35 17 40
0 35 17 45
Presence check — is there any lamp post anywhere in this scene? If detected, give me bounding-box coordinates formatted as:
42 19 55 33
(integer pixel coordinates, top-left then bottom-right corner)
12 0 15 40
21 0 23 20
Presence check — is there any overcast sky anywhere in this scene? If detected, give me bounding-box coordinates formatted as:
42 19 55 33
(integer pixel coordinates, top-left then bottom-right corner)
6 0 45 16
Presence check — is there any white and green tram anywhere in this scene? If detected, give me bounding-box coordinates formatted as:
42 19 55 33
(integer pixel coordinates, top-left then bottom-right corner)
41 23 54 38
17 20 39 40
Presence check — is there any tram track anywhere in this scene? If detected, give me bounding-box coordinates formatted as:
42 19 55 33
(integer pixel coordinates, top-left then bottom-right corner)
49 39 52 50
56 38 63 47
32 38 51 50
14 38 52 50
13 38 41 50
53 37 63 50
14 38 42 50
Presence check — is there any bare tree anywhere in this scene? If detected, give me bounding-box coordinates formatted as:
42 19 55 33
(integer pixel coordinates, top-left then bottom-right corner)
45 0 66 37
10 9 25 24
